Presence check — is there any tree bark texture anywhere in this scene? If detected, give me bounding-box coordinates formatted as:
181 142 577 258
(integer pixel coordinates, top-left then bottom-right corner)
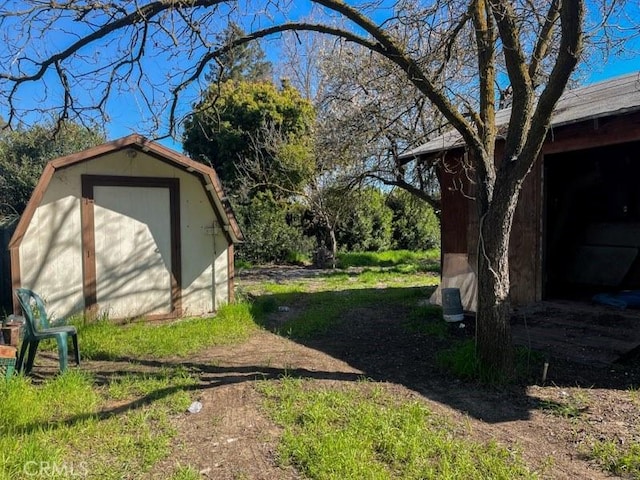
476 187 520 379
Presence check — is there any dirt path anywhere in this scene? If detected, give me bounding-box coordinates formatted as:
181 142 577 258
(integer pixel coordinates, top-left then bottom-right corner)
148 331 363 479
139 325 634 479
32 265 637 479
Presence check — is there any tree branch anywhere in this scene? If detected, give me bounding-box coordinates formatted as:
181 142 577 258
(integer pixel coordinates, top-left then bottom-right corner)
310 0 486 162
517 0 584 179
528 0 561 89
488 0 534 160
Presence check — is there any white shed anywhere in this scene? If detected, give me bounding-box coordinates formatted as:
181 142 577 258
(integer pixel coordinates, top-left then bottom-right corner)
8 134 243 320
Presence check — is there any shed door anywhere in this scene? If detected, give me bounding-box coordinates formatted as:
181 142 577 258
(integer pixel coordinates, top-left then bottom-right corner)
93 186 173 318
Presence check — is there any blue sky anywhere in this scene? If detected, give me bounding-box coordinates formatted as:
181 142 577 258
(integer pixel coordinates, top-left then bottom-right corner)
149 47 640 152
588 57 640 82
1 1 638 151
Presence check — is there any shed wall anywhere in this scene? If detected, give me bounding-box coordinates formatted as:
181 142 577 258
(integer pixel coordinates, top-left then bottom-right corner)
19 150 229 319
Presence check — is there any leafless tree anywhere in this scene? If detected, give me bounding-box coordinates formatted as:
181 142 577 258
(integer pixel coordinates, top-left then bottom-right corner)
237 120 351 265
1 0 634 376
308 39 444 212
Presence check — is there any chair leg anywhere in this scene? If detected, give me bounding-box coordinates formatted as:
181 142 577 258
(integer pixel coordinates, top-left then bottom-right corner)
25 340 40 374
71 334 80 366
55 334 69 373
17 340 30 373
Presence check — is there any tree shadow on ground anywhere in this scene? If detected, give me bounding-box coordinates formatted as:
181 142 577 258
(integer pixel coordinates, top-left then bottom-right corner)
20 358 365 435
25 282 640 430
248 285 640 424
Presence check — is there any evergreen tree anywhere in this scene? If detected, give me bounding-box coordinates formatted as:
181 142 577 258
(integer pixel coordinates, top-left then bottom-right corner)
183 79 315 195
207 22 272 83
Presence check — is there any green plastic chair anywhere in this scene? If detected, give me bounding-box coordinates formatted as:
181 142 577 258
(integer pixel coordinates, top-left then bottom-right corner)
14 288 80 374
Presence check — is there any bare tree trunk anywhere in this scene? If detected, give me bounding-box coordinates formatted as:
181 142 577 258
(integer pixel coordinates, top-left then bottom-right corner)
475 174 521 380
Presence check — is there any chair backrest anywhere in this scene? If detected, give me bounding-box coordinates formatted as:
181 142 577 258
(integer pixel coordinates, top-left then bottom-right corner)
15 289 51 337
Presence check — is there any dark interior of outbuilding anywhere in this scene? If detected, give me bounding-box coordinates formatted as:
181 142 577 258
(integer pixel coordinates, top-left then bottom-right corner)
544 140 640 299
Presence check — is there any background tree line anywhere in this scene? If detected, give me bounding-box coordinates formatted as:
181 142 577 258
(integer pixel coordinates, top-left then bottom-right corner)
0 123 105 217
181 23 441 264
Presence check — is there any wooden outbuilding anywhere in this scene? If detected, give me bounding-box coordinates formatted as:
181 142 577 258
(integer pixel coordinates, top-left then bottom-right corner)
8 134 243 320
402 72 640 311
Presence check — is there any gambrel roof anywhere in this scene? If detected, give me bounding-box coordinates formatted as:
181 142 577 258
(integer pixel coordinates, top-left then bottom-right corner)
9 134 243 250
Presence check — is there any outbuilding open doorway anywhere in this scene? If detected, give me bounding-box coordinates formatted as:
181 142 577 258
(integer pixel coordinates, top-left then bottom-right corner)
543 140 640 300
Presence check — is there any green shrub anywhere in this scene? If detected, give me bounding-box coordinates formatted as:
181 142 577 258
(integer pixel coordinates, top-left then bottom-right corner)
336 187 393 252
387 189 441 251
235 192 314 264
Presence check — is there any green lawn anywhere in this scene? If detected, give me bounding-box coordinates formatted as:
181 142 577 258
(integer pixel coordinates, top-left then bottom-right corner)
3 252 633 479
336 249 440 272
0 302 259 480
74 302 258 360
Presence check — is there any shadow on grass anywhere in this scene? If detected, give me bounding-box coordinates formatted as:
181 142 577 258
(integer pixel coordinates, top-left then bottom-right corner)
23 281 639 432
16 361 364 436
246 287 531 423
246 285 640 424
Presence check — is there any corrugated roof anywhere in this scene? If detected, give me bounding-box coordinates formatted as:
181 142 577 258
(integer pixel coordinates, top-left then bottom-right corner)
401 71 640 158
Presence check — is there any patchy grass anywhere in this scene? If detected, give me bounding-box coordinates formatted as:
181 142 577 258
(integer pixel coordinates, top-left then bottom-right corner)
263 282 308 295
0 296 258 479
243 264 439 339
105 367 197 404
538 399 586 419
403 304 448 338
538 390 590 419
590 440 640 478
276 287 427 339
437 340 544 383
337 249 440 272
168 465 202 480
437 339 480 380
74 302 258 360
0 369 199 479
259 377 534 479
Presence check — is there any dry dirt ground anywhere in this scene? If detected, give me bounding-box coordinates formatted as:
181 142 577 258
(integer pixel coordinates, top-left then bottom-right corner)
34 267 640 479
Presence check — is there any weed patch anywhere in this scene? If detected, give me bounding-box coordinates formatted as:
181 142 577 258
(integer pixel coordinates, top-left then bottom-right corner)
590 439 640 478
259 377 534 479
538 399 586 419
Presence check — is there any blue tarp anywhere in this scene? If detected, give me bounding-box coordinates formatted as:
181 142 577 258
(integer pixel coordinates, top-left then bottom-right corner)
592 291 640 309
